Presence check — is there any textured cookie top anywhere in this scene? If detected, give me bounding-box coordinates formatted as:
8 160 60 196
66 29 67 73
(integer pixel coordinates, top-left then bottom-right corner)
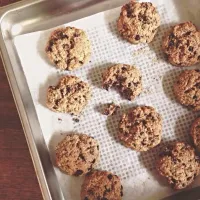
118 106 162 151
81 171 123 200
174 70 200 111
56 134 99 176
117 1 160 44
102 64 142 101
162 22 200 66
191 118 200 151
46 27 91 70
47 75 91 115
157 142 200 189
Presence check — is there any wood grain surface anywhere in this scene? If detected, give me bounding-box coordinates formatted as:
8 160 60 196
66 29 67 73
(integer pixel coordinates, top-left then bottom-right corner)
0 1 43 199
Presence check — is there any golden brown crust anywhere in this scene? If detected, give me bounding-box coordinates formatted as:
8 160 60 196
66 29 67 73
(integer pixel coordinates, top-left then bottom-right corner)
191 117 200 151
162 22 200 67
46 27 91 70
117 1 160 44
173 70 200 111
81 171 123 200
156 142 200 190
118 106 162 151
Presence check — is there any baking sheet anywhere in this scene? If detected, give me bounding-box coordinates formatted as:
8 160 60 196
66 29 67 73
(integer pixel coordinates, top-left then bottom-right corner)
14 0 200 199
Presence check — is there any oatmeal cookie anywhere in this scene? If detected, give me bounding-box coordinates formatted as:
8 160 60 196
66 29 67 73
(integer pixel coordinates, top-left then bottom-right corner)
117 1 160 44
162 22 200 66
174 70 200 111
46 27 91 70
157 142 200 189
191 117 200 151
103 103 120 116
118 106 162 151
47 75 91 115
56 134 99 176
102 64 142 101
81 170 123 200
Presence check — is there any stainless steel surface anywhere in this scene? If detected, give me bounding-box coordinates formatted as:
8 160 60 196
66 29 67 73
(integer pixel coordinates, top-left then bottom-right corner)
0 0 127 199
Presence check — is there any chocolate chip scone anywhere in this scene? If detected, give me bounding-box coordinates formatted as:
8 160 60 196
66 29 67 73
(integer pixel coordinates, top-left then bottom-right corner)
56 134 99 176
102 64 142 101
191 118 200 151
174 70 200 111
81 171 123 200
117 1 160 44
157 142 200 189
47 75 91 115
118 106 162 151
162 22 200 66
46 27 91 70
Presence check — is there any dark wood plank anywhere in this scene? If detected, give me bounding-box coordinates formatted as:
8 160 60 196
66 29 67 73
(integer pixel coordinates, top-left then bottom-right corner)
0 1 43 199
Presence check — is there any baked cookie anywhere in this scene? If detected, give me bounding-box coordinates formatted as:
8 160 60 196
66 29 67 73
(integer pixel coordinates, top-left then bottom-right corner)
162 22 200 66
102 64 142 101
174 70 200 111
157 142 200 189
46 27 91 70
103 103 120 116
81 170 123 200
56 134 99 176
47 75 91 115
191 117 200 151
118 106 162 151
117 1 160 44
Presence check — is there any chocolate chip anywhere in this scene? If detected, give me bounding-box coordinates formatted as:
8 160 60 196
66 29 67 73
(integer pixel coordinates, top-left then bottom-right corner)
74 170 83 176
92 159 96 164
79 61 84 64
107 174 113 180
55 99 59 106
66 86 71 93
168 40 174 47
135 35 140 40
193 95 198 100
88 189 94 195
198 56 200 60
79 154 85 161
97 145 99 150
125 4 132 18
54 60 59 65
189 46 194 52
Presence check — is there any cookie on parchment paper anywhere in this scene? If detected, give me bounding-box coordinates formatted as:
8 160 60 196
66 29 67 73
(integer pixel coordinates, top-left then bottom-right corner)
157 142 200 189
173 70 200 111
162 22 200 67
102 64 142 101
191 117 200 151
46 27 91 70
117 1 160 44
56 134 99 176
118 106 162 151
47 75 91 115
81 170 123 200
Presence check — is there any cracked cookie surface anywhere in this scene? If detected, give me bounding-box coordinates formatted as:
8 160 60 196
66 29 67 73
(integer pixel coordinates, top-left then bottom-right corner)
191 117 200 151
118 106 162 151
162 22 200 66
117 1 160 44
157 142 200 189
47 75 91 115
102 64 142 101
46 27 91 70
174 70 200 111
81 170 123 200
56 134 99 176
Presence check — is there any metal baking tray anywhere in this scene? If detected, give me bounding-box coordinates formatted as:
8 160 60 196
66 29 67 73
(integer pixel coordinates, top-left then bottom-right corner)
1 0 200 200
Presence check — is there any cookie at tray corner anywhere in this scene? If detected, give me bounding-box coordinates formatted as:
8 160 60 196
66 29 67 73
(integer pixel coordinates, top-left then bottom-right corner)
117 1 160 44
55 134 99 176
173 70 200 111
162 21 200 67
191 117 200 152
46 75 91 115
81 170 123 200
45 27 91 71
156 142 200 190
102 64 142 101
118 105 162 151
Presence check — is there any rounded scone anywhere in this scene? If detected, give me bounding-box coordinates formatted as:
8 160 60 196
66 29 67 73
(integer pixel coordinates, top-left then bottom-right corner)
156 142 200 189
174 70 200 111
45 27 91 70
47 75 91 115
102 64 142 101
81 170 123 200
117 1 160 44
56 134 99 176
191 117 200 151
118 106 162 151
162 22 200 66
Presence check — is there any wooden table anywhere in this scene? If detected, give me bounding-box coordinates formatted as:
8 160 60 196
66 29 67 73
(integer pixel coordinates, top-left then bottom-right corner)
0 1 43 199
